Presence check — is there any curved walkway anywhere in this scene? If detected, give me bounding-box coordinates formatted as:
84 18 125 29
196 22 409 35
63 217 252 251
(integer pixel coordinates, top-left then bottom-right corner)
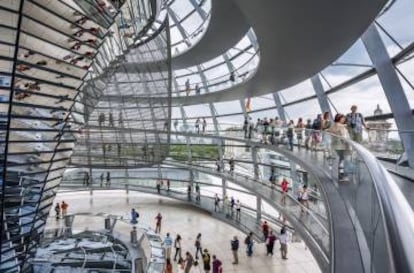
111 0 387 105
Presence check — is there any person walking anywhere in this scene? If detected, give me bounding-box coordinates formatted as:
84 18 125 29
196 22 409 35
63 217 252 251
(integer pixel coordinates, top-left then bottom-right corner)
243 118 249 138
167 179 170 192
304 119 312 150
202 118 207 133
329 113 352 181
281 178 289 205
194 233 202 259
286 120 295 151
214 194 220 212
295 118 305 149
61 201 68 217
230 236 239 264
131 208 139 224
195 118 200 134
266 231 277 256
156 180 161 194
261 221 269 240
184 252 194 273
235 199 241 221
174 234 182 261
299 185 310 213
106 172 111 187
212 255 222 273
202 249 211 273
229 157 235 174
244 232 253 257
346 105 367 143
164 233 173 260
155 213 162 233
279 228 289 259
54 203 60 220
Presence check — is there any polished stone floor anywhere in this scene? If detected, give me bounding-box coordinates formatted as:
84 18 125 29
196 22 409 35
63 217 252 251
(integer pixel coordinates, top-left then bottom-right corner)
48 190 321 273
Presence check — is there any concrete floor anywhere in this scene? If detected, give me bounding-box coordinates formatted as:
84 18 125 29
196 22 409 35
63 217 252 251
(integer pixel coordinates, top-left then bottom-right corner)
48 190 321 273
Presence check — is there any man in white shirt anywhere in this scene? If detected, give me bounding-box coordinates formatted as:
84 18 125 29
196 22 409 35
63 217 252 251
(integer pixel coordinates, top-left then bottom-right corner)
235 200 241 221
164 233 173 260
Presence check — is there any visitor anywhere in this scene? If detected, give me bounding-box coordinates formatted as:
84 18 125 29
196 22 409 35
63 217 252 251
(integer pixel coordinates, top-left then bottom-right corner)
164 121 169 131
167 179 170 192
266 231 277 256
184 252 194 273
61 201 68 217
194 233 202 259
195 183 201 202
202 249 211 273
214 194 220 212
118 112 123 126
261 221 269 240
304 118 312 150
106 172 111 187
187 184 192 200
98 112 105 127
174 234 182 261
164 233 173 260
298 185 310 213
109 112 114 127
229 157 235 174
295 118 305 149
248 118 254 139
174 120 179 131
215 158 221 172
321 111 333 158
212 255 222 273
286 120 295 151
131 208 139 224
244 232 253 256
235 199 241 221
311 114 322 151
165 258 173 273
281 177 289 205
230 236 239 264
223 195 230 217
195 118 200 134
202 118 207 133
230 196 235 217
185 79 191 96
243 118 249 138
279 227 289 259
54 203 60 220
329 113 351 181
229 71 235 82
155 213 162 233
195 84 201 95
100 173 104 187
156 180 161 194
346 105 367 143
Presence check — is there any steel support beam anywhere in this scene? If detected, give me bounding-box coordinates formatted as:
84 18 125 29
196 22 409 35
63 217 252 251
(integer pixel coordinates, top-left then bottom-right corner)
273 92 287 121
362 24 414 168
311 75 332 116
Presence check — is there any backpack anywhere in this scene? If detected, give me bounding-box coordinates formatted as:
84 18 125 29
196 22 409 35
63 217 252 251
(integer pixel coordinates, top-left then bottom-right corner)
312 119 321 130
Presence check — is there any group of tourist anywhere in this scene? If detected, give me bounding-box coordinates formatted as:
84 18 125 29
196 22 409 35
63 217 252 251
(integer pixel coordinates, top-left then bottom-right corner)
54 201 69 220
163 230 223 273
243 105 367 150
260 222 290 259
162 221 290 273
243 105 368 181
